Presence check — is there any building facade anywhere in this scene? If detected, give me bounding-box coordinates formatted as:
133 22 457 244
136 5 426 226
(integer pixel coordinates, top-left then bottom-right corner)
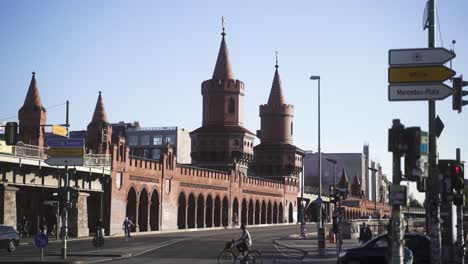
121 126 191 164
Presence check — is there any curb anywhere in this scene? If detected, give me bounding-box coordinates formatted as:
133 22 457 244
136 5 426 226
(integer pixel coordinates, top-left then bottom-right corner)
20 223 296 246
45 253 132 258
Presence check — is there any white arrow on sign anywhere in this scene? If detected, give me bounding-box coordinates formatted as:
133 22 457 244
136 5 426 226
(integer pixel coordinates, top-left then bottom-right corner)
45 157 84 166
388 83 453 101
389 48 455 66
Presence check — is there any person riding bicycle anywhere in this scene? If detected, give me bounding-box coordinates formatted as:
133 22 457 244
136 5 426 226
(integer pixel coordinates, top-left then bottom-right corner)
122 217 135 238
235 223 252 256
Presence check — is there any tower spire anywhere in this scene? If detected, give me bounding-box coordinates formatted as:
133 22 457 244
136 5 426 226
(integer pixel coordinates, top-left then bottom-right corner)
91 91 108 123
267 51 286 105
212 17 234 80
22 71 44 108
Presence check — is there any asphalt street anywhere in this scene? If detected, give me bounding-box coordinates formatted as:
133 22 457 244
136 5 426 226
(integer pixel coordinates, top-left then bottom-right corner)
0 223 359 263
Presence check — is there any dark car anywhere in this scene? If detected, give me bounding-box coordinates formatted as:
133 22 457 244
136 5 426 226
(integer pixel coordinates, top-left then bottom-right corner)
0 225 20 252
337 232 430 264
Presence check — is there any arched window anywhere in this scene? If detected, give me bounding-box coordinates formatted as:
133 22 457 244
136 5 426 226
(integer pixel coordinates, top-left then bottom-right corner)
291 121 293 135
228 97 235 114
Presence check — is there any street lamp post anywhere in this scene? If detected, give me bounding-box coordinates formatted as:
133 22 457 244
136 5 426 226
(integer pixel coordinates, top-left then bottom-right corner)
310 75 325 256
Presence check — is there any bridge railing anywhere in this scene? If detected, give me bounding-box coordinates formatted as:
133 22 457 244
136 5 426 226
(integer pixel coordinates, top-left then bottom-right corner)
1 142 111 168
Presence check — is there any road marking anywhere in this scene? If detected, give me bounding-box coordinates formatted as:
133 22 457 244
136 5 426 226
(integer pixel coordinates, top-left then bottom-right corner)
132 238 186 257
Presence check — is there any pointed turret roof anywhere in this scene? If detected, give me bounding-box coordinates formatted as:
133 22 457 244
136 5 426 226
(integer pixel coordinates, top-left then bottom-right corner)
23 72 43 108
353 172 361 185
267 62 286 105
91 91 109 123
338 168 349 188
212 32 234 80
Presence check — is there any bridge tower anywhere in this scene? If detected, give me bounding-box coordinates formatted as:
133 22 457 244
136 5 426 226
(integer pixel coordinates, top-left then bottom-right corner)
254 58 304 180
190 26 255 173
18 72 47 147
86 91 113 154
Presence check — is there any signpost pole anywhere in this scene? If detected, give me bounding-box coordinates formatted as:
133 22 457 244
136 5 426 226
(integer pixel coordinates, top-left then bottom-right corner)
40 248 44 262
455 148 464 264
62 100 69 260
426 1 442 264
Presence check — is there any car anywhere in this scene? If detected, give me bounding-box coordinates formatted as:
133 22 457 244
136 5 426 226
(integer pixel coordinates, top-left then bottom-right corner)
0 225 20 252
337 232 430 264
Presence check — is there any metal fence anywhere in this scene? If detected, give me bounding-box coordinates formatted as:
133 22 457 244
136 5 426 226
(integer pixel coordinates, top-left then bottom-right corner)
1 141 111 168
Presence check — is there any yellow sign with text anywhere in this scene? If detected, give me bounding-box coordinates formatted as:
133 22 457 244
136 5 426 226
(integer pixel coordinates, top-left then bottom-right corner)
52 125 68 137
388 66 455 83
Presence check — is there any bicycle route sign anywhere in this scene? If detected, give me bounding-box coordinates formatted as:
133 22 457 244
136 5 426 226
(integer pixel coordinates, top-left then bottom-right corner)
34 233 49 248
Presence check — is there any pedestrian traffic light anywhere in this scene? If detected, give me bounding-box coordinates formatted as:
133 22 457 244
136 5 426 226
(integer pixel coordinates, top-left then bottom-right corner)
4 122 18 145
452 75 468 113
404 127 422 181
439 160 464 191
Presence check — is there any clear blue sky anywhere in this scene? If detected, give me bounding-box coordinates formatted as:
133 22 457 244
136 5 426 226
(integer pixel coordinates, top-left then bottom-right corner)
1 0 467 200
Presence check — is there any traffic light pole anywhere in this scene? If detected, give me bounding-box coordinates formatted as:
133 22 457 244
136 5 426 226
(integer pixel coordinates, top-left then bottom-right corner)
456 148 464 264
427 1 442 263
390 121 403 264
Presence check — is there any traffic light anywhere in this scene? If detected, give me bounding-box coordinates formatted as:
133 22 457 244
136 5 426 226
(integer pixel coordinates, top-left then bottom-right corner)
452 75 468 113
439 160 464 191
4 122 18 145
404 127 422 181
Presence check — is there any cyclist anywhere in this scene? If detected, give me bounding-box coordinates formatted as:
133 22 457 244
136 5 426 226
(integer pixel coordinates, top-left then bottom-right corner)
122 217 135 238
235 223 252 256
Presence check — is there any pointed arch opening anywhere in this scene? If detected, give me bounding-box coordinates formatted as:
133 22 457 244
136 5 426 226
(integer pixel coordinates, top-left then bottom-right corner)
288 202 294 223
233 198 239 226
197 194 205 228
187 194 196 228
150 189 159 231
228 97 235 114
177 192 187 229
255 200 260 225
267 201 272 224
222 196 229 227
241 198 247 225
214 196 221 227
279 202 284 223
261 201 266 224
126 187 137 232
248 199 254 225
138 188 149 232
205 195 213 228
273 202 278 224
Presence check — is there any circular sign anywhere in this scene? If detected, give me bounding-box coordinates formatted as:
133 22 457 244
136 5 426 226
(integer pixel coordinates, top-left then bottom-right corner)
315 197 323 206
34 233 49 248
92 236 104 248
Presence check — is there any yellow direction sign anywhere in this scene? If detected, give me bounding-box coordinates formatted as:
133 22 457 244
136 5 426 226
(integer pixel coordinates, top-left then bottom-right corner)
45 148 84 157
388 65 455 83
52 125 68 137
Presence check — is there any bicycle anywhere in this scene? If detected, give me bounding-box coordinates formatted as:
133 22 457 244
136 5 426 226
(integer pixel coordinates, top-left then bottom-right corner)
218 240 262 264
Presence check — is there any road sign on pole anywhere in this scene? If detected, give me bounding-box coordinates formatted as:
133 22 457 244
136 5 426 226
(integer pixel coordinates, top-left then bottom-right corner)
45 148 84 157
388 83 453 101
388 65 455 83
52 125 68 137
46 139 84 148
389 48 455 66
45 157 84 166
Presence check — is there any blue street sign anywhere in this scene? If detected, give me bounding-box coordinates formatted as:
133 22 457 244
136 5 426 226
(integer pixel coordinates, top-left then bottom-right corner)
46 138 84 148
34 233 49 248
315 197 323 206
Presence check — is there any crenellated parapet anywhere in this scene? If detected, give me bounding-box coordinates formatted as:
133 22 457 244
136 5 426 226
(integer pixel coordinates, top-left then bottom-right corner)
202 79 245 95
259 103 294 116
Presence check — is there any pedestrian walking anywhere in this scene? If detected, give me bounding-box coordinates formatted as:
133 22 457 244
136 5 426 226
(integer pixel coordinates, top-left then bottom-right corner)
232 213 238 227
40 217 48 235
359 222 372 244
122 217 135 238
20 216 30 238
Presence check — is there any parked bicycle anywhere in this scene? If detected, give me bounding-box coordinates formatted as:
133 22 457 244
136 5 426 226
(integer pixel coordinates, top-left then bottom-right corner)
218 239 262 264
